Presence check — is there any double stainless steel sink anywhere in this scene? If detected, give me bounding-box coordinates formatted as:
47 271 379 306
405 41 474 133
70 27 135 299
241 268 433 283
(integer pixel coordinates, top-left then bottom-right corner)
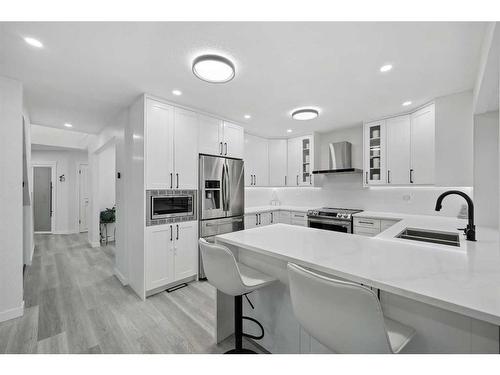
396 227 460 247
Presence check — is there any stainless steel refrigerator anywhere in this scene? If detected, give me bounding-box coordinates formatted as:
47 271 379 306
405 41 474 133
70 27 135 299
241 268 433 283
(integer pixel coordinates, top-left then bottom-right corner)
198 154 245 278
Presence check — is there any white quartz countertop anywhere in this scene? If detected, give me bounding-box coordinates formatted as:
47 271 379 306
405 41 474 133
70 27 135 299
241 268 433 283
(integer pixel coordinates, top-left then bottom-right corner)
216 221 500 326
245 205 311 214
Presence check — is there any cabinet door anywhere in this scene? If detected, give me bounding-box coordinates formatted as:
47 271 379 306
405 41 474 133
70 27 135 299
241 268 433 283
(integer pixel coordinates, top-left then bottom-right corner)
410 104 435 185
259 212 272 226
198 114 223 156
277 210 291 224
253 135 269 186
298 136 313 186
174 108 199 189
386 115 411 184
145 225 174 291
244 134 256 187
244 214 258 229
363 121 386 185
269 139 288 186
145 99 174 189
287 137 301 186
222 122 244 158
173 221 198 281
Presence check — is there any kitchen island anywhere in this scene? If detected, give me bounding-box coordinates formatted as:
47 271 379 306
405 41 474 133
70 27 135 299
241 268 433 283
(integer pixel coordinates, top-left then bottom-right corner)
215 220 500 353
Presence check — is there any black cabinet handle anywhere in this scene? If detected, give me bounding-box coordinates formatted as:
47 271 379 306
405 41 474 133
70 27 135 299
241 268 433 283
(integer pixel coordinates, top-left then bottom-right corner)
410 169 414 184
170 173 173 188
176 224 179 240
296 175 299 186
255 214 258 225
271 212 274 223
365 171 368 184
224 143 228 155
387 170 391 184
176 173 179 188
258 214 261 225
285 176 287 185
170 225 173 241
254 175 257 186
220 142 223 155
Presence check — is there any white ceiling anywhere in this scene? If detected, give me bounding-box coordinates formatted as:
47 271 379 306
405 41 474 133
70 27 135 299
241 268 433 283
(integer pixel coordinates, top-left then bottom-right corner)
0 22 487 137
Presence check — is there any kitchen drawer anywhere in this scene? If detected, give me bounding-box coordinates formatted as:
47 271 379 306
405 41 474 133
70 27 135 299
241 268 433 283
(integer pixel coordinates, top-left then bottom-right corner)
353 217 381 230
381 219 399 232
277 210 291 224
291 211 307 226
353 226 380 237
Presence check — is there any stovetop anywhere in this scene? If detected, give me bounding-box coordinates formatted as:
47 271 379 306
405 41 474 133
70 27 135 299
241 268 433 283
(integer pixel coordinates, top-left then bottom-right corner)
307 207 363 220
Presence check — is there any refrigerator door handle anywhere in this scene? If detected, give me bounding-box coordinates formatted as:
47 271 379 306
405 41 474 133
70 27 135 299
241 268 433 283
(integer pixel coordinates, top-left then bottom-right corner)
225 163 230 211
221 163 226 212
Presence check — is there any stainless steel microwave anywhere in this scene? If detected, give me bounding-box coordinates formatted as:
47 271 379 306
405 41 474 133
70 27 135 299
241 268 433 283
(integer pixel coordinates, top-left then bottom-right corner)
150 193 194 220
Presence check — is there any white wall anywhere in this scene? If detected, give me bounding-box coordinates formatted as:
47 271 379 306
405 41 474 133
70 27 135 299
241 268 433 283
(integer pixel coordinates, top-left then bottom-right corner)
0 76 24 323
31 149 88 234
435 91 474 187
22 110 34 265
474 111 499 228
97 143 116 241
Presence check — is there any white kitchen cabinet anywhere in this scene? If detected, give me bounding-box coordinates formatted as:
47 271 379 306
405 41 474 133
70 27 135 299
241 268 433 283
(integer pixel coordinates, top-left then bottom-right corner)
386 115 411 185
198 114 223 156
244 214 258 229
268 139 288 186
260 211 273 226
381 219 399 232
173 221 198 281
174 108 199 189
276 210 291 224
287 136 313 186
410 104 435 185
222 122 244 159
353 217 400 237
290 211 308 226
353 226 380 237
244 211 275 228
145 99 174 189
198 118 244 159
287 137 301 186
244 133 269 187
145 220 198 293
363 120 386 186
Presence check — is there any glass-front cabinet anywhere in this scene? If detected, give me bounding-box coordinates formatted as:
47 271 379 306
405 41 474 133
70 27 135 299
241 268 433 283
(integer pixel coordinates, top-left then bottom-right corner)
300 137 312 185
363 120 386 185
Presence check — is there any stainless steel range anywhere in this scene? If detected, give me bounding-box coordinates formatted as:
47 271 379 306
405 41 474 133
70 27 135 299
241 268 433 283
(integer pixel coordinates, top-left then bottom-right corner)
307 207 363 233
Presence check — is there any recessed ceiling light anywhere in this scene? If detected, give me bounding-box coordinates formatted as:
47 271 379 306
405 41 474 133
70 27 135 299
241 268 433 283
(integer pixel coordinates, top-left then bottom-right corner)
379 64 393 73
64 123 73 128
287 129 293 133
192 54 235 83
244 114 251 119
24 37 43 48
291 108 319 121
172 89 182 96
402 101 412 106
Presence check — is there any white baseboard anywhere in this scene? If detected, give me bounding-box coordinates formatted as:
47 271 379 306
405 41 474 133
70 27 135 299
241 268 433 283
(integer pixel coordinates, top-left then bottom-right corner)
53 230 79 235
0 301 24 323
114 267 128 286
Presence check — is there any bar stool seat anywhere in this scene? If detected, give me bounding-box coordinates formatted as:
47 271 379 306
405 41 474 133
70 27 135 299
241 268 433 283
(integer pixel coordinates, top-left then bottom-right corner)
384 317 416 354
199 238 277 353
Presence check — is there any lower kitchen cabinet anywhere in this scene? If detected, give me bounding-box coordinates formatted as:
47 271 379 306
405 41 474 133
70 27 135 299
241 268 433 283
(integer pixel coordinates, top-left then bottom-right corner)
244 211 276 229
353 217 399 237
276 210 291 224
290 211 307 226
145 220 198 293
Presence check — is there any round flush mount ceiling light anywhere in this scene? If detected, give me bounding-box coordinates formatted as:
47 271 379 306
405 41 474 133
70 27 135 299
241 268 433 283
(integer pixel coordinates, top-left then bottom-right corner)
402 100 412 106
64 123 73 128
291 108 319 121
379 64 393 73
24 37 43 48
192 54 235 83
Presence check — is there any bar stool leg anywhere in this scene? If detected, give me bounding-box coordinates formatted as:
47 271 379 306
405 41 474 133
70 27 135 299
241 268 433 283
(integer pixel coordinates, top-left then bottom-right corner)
225 295 256 354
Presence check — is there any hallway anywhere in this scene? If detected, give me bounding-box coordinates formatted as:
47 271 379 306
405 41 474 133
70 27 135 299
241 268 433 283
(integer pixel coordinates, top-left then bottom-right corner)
0 234 258 353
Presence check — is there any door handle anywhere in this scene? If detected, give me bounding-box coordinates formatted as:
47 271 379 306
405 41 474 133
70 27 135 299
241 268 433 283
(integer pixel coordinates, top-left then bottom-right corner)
258 214 261 225
296 175 299 186
254 175 257 186
409 169 414 184
220 142 223 155
170 225 173 241
176 173 179 188
225 163 230 210
224 142 228 155
176 224 179 240
49 182 53 217
170 173 173 188
387 170 391 184
256 214 258 226
271 212 274 223
365 171 368 184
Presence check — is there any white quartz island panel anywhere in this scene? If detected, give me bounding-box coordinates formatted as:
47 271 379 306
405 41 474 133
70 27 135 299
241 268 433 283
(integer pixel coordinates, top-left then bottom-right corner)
215 223 500 353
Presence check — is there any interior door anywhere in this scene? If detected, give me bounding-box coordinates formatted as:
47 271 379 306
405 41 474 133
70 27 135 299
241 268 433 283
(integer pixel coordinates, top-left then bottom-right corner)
174 221 198 281
79 164 89 232
386 115 411 184
225 158 244 217
410 104 435 184
33 166 52 232
146 99 174 189
174 108 199 189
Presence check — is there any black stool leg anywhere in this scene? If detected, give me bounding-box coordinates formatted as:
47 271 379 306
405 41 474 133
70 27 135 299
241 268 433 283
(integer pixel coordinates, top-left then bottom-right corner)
225 295 256 354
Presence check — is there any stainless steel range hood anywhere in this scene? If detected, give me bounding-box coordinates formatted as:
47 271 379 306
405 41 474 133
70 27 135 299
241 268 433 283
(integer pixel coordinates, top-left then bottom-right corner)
312 141 362 175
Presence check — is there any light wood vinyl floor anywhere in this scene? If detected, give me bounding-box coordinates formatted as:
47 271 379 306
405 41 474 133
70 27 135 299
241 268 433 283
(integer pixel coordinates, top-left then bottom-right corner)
0 233 263 354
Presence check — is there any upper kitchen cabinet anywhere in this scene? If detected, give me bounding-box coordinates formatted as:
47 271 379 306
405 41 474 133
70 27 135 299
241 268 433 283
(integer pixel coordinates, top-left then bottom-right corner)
288 135 315 186
145 99 175 189
244 133 269 186
363 103 435 186
198 116 244 159
410 104 435 185
363 120 386 185
268 139 287 186
145 98 200 189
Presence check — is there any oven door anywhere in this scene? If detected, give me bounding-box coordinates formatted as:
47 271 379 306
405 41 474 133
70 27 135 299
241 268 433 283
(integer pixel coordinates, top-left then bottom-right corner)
151 195 193 219
307 217 351 233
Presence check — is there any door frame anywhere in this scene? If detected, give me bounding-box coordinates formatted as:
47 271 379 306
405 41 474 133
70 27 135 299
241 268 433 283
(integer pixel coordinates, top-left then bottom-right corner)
77 163 89 233
32 161 57 234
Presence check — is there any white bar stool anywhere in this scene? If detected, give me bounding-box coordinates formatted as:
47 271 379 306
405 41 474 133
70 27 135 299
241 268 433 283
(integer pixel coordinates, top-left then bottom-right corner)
287 263 416 354
199 238 276 354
